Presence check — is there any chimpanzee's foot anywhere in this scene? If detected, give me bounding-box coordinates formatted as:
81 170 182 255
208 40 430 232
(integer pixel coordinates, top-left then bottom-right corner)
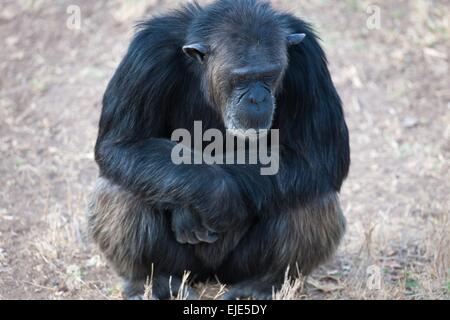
122 279 146 300
171 207 219 245
153 275 199 300
123 275 199 300
222 280 280 300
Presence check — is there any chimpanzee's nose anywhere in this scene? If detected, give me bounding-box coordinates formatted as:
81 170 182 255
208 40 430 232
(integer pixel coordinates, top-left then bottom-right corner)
247 85 268 105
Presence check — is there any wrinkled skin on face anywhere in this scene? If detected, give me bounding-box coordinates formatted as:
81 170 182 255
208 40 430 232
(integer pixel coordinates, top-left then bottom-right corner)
183 12 305 132
206 39 287 132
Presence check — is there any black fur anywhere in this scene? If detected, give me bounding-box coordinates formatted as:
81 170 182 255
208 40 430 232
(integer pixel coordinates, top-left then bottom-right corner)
89 0 350 300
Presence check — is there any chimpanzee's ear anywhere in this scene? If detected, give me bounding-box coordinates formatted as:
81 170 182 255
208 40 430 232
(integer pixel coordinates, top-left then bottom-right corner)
182 43 209 63
287 33 306 46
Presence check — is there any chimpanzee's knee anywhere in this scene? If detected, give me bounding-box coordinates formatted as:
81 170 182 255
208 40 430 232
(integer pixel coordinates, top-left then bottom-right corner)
87 178 199 280
219 193 345 282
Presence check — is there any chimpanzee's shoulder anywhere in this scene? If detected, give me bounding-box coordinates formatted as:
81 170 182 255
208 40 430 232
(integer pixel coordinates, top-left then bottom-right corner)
132 3 201 48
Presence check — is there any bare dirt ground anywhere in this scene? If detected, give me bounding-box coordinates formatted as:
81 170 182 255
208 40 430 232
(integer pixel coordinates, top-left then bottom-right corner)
0 0 449 300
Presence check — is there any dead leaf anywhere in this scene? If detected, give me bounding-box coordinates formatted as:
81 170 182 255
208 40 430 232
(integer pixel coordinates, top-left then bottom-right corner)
307 278 343 293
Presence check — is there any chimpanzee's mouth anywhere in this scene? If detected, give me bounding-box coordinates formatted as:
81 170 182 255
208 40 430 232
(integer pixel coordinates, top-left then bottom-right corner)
226 127 271 139
225 114 274 134
224 106 275 135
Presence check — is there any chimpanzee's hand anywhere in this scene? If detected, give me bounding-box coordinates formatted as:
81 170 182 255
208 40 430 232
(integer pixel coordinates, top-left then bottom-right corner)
171 207 219 245
187 168 248 233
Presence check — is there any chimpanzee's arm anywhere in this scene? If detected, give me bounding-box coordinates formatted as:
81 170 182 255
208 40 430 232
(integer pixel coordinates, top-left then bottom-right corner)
223 17 351 214
221 141 349 216
95 136 247 232
93 24 248 231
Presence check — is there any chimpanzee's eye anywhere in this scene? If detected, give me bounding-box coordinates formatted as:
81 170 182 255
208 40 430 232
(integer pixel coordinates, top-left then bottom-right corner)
263 75 276 82
237 75 249 84
232 74 249 87
259 71 278 84
238 74 247 82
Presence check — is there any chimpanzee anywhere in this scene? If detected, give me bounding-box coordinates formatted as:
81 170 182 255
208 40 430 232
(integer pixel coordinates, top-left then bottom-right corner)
88 0 350 300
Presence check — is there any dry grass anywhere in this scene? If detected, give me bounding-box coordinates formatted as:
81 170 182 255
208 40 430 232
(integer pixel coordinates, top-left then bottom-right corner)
0 0 448 299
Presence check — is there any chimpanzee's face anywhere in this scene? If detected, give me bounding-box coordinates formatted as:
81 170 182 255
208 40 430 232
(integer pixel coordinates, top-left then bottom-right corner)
217 54 285 132
183 29 305 133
